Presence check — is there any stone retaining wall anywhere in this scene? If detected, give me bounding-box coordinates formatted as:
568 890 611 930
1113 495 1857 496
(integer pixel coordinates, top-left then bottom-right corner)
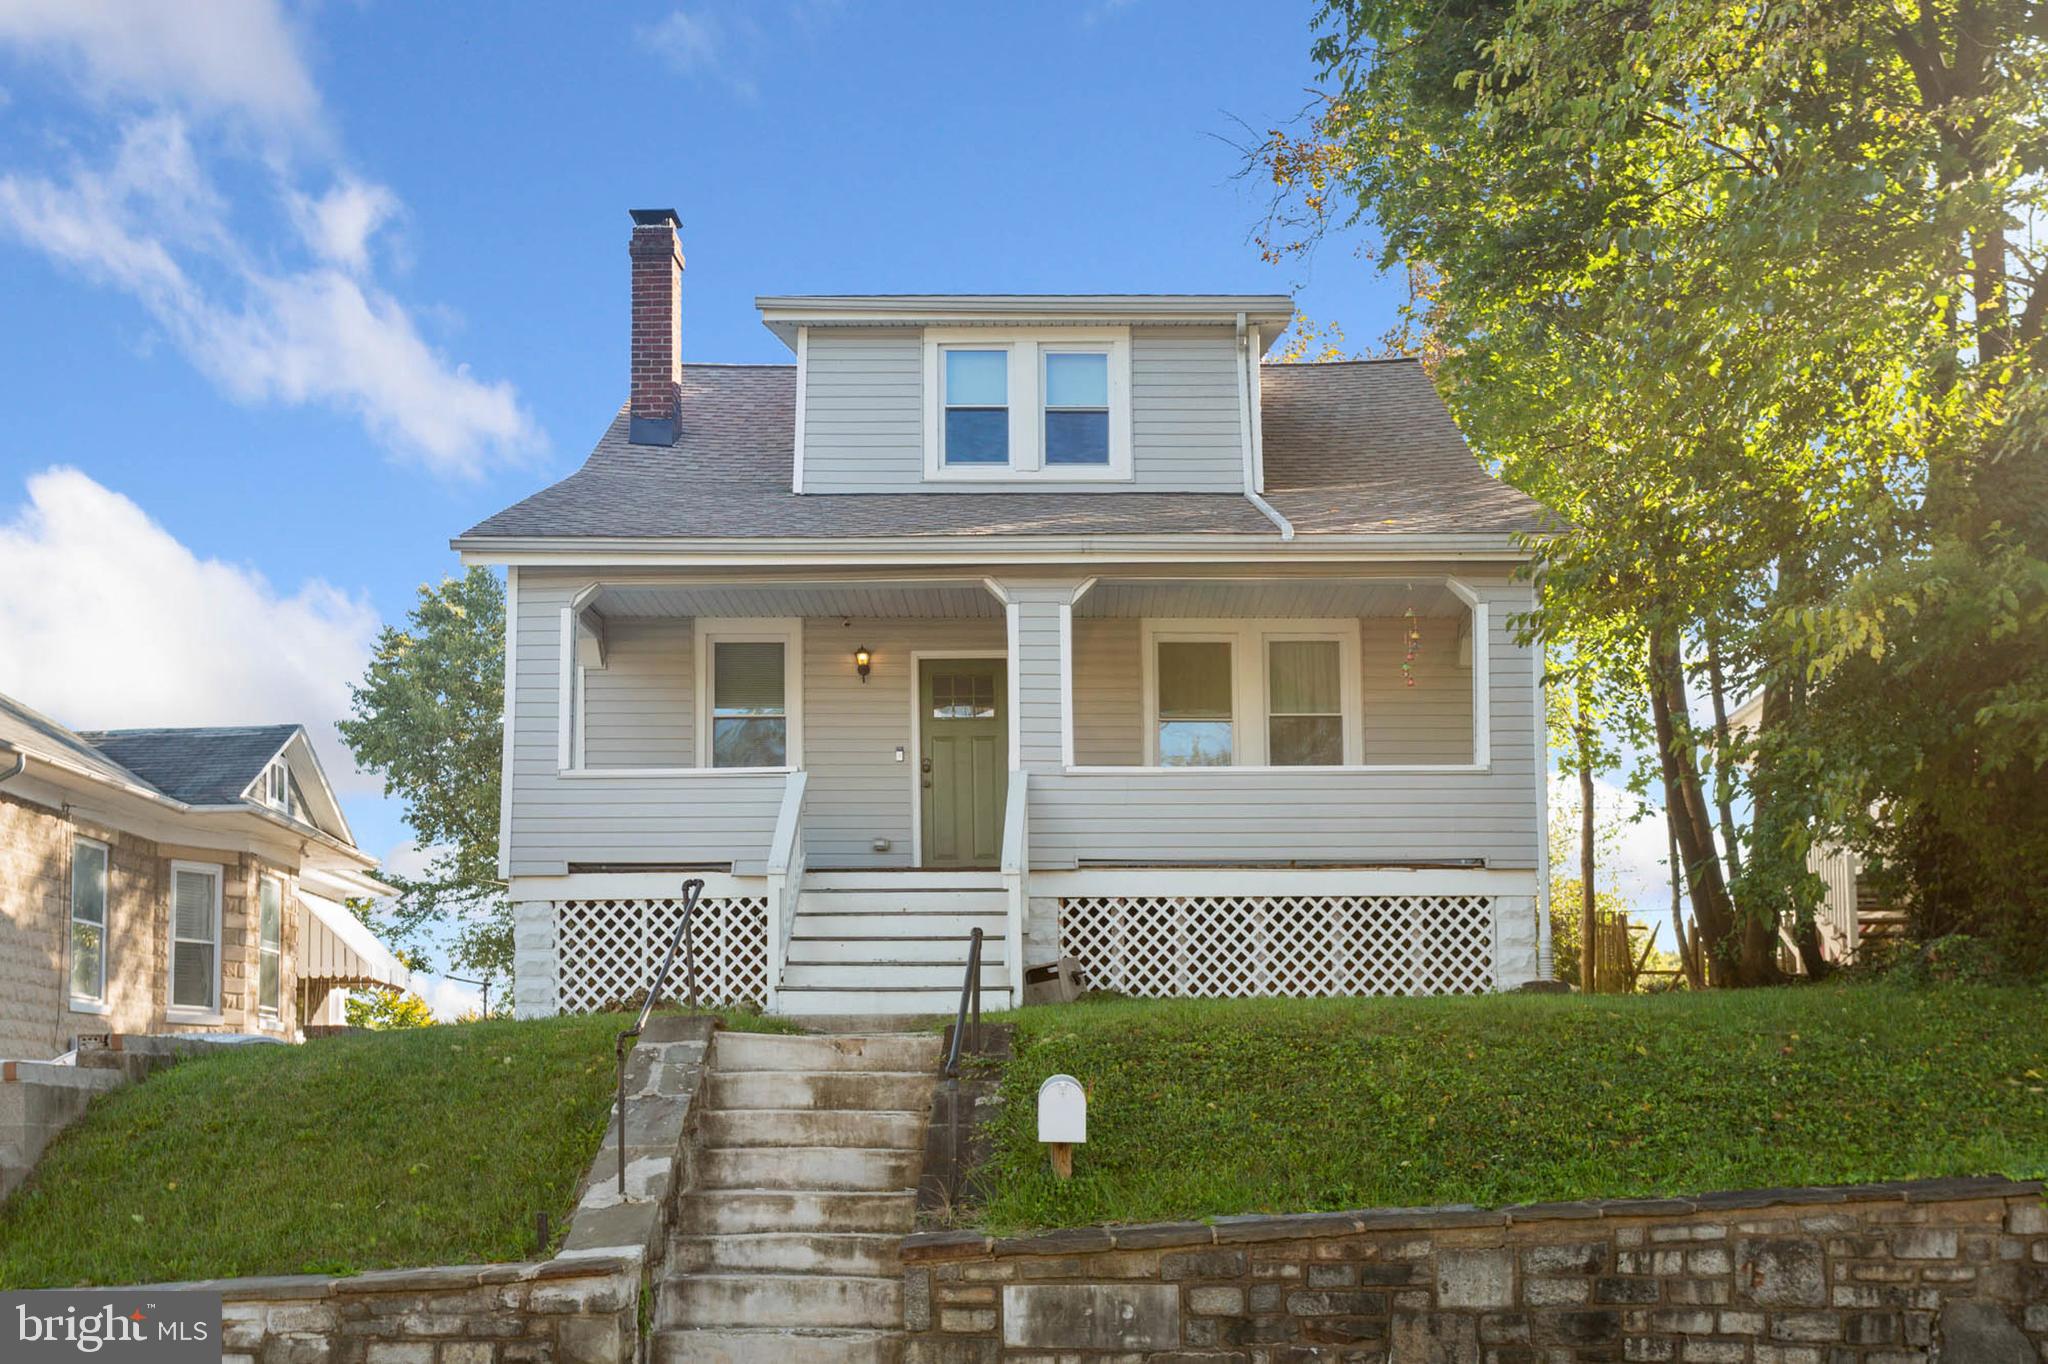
900 1177 2048 1363
115 1014 716 1364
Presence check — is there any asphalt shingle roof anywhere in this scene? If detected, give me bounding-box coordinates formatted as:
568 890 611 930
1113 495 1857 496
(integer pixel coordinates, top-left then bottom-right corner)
0 694 150 791
461 358 1543 542
73 725 299 806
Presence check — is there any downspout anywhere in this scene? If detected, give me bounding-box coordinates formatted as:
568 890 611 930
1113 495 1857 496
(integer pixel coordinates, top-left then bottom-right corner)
1236 311 1293 540
0 742 23 786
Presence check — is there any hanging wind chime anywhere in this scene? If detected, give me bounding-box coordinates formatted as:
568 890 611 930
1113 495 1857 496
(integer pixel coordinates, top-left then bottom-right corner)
1402 605 1422 687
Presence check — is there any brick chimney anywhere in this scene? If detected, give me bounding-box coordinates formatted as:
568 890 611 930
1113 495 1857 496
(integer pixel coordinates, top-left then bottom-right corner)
627 208 684 446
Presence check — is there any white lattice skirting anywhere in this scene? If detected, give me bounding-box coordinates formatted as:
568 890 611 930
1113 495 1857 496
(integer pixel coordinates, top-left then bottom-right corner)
1059 894 1497 997
554 896 769 1013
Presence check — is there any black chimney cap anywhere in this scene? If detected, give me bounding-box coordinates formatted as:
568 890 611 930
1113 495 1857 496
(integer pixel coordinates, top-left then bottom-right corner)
629 208 682 227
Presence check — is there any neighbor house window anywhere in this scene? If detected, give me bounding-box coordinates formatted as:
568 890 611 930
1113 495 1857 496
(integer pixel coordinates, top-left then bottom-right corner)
1155 640 1235 767
1267 640 1344 766
711 641 788 767
168 862 221 1015
1043 351 1110 465
942 349 1009 466
69 837 108 1009
257 876 282 1018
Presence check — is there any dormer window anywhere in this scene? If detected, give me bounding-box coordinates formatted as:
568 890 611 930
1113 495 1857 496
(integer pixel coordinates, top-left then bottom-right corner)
923 328 1131 481
942 349 1009 466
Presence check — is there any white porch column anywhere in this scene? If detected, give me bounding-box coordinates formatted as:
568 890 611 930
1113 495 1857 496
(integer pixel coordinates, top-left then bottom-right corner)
985 577 1094 773
511 898 559 1018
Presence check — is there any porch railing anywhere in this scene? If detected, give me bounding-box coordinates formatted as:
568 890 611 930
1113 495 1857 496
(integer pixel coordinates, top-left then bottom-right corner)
999 769 1029 1003
763 770 809 1011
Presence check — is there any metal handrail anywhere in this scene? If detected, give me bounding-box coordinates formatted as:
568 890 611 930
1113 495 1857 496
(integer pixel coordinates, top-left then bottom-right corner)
943 926 984 1079
614 876 706 1196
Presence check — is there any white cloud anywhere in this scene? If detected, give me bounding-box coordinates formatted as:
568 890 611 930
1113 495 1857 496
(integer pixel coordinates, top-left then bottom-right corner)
287 176 400 274
0 467 381 791
637 7 771 99
424 975 483 1021
0 9 539 477
0 0 318 124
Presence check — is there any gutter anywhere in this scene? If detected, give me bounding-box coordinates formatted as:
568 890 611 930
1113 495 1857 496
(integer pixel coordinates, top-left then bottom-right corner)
0 741 23 786
1236 311 1294 541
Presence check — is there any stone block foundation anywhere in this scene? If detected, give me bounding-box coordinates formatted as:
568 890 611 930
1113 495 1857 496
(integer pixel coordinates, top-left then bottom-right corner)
900 1176 2048 1362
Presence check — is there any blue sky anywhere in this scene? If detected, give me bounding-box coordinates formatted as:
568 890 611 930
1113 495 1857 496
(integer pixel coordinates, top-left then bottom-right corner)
0 3 1668 1007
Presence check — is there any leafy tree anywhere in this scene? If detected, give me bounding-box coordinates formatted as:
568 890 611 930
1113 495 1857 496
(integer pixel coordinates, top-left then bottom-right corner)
344 987 437 1030
1254 0 2048 978
338 568 510 980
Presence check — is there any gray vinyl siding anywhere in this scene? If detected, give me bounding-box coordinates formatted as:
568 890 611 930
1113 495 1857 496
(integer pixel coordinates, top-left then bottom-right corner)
1071 617 1142 766
799 327 1246 493
800 617 1004 868
581 619 692 767
509 573 781 875
503 571 1540 879
1361 616 1473 765
1030 580 1540 870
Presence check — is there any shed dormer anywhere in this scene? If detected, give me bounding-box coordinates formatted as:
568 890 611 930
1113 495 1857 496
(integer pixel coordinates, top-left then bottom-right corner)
757 295 1293 494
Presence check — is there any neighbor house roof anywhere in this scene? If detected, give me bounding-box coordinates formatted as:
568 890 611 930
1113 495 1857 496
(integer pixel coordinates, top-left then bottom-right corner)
0 694 152 792
74 724 301 807
458 358 1543 546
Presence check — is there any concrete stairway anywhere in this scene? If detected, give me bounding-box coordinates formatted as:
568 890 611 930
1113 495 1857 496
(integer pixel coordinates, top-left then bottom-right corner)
1 1060 124 1200
654 1029 940 1364
777 874 1012 1016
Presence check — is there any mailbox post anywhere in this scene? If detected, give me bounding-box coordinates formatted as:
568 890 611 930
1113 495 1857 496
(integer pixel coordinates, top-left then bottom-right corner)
1037 1073 1086 1180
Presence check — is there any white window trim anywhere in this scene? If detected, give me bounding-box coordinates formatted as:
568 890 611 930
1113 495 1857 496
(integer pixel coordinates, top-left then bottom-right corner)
922 327 1133 482
257 873 284 1022
166 859 224 1023
693 617 804 772
68 835 110 1014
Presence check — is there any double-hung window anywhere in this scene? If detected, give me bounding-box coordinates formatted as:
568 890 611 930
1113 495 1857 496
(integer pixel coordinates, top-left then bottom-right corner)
941 349 1010 467
1142 621 1361 767
1043 351 1110 466
69 837 108 1010
925 330 1131 480
257 876 283 1018
168 862 222 1016
697 620 802 769
1154 639 1236 767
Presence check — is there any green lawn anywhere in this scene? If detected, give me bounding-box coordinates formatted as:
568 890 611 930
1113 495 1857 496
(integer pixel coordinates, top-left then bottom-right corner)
0 1009 798 1288
969 984 2048 1233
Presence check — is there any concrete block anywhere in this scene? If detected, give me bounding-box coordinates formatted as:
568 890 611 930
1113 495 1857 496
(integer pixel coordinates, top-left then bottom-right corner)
999 1283 1179 1351
1437 1247 1516 1309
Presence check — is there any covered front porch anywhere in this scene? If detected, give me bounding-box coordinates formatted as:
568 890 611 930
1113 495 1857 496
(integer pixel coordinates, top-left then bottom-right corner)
504 565 1546 1015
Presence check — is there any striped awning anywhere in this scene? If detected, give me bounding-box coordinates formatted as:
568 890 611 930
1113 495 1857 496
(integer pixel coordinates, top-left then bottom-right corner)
298 891 411 989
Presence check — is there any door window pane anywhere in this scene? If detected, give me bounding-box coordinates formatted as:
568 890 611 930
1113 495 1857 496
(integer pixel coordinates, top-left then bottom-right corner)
1044 352 1109 465
1268 640 1343 766
170 868 218 1010
944 349 1009 465
933 672 996 719
712 640 787 767
1157 640 1234 766
70 839 107 1003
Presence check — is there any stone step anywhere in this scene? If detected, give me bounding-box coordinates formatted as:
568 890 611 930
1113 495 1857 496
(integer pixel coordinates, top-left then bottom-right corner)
678 1189 917 1236
669 1232 901 1277
785 935 1005 966
659 1273 902 1331
706 1069 934 1114
698 1146 920 1193
713 1032 940 1075
780 961 1012 990
653 1327 899 1364
701 1108 927 1151
775 987 1012 1016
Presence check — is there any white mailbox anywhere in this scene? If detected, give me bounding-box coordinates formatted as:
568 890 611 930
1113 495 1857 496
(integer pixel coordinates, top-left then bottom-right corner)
1037 1074 1087 1144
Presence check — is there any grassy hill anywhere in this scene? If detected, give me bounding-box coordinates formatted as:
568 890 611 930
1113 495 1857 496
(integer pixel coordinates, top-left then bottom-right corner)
972 984 2048 1232
0 1010 762 1288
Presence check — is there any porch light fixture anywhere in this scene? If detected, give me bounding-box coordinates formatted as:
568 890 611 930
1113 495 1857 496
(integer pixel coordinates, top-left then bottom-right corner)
854 645 872 682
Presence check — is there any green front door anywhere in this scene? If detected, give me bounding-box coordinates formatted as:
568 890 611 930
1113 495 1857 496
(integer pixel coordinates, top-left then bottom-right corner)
920 658 1008 867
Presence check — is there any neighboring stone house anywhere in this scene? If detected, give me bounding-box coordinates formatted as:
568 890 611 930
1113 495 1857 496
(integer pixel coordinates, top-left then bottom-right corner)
459 210 1554 1020
0 693 407 1060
